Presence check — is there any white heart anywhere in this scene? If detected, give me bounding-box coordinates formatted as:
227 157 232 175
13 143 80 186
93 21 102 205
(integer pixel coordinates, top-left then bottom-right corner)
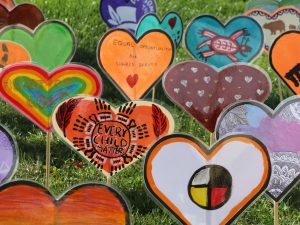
181 80 188 87
186 102 193 108
218 98 225 104
197 90 205 97
235 95 242 100
174 88 180 94
203 106 210 113
257 89 264 95
203 76 211 84
245 76 253 83
225 76 233 83
145 135 270 225
191 67 198 73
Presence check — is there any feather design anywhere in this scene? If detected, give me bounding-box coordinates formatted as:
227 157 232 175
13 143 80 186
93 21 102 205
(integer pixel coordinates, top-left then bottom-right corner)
56 98 82 137
152 104 167 138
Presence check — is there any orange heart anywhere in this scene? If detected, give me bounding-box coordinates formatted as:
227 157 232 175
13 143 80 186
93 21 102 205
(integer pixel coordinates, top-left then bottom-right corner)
97 29 174 100
0 181 131 225
270 31 300 94
52 96 174 177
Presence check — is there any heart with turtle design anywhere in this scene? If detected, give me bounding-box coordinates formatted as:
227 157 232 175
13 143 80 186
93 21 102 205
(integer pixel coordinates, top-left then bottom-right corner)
216 96 300 202
185 15 264 68
163 61 271 132
144 134 271 225
0 20 76 71
0 63 102 132
97 29 174 101
52 96 174 177
0 180 131 225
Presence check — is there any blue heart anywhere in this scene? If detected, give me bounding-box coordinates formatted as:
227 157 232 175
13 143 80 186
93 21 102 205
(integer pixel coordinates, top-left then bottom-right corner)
136 12 183 48
185 15 264 68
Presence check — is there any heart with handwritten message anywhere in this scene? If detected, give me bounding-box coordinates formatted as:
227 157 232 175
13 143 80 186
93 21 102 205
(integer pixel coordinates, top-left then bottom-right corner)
97 29 174 100
270 30 300 95
136 12 183 48
0 20 76 71
163 61 271 132
52 96 174 177
144 134 270 225
0 181 131 225
216 96 300 202
0 3 44 30
0 63 102 132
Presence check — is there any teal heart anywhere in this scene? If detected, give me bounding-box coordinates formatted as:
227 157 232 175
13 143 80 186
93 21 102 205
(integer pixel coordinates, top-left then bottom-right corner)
0 20 76 71
136 12 183 48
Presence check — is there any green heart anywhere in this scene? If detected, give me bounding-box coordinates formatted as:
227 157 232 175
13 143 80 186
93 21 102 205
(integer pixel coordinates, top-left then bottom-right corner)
0 20 76 71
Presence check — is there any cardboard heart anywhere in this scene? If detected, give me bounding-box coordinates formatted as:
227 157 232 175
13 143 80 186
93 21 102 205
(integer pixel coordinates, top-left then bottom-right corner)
144 134 271 225
52 96 174 177
0 180 131 225
270 30 300 95
0 124 17 184
0 63 102 132
163 61 271 132
0 0 15 10
97 29 174 101
0 3 44 30
246 0 300 12
136 12 183 48
185 15 264 68
0 41 30 68
216 96 300 202
100 0 156 33
245 7 300 51
0 20 76 71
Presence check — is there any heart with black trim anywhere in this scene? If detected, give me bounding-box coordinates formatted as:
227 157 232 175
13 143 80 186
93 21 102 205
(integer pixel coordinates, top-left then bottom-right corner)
216 96 300 202
144 134 271 225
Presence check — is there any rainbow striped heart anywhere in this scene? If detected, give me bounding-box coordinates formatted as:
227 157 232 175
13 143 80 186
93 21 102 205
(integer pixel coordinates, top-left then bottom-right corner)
0 63 102 132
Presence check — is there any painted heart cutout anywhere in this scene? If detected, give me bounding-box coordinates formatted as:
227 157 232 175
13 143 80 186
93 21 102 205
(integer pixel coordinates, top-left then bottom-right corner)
136 12 183 48
53 96 174 177
163 61 271 132
270 30 300 95
0 63 102 132
144 134 271 225
0 124 17 184
246 0 300 12
0 41 30 68
0 180 131 225
97 29 174 101
245 7 300 51
216 96 300 202
0 0 15 10
185 15 264 68
0 3 44 30
100 0 156 33
0 20 76 71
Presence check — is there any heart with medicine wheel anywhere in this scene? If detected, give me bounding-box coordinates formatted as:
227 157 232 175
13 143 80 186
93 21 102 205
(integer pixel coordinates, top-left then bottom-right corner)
144 134 271 225
52 96 174 177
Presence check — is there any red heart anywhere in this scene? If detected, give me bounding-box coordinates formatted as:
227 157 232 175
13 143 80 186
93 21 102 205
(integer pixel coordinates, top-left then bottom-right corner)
0 181 131 225
163 61 271 132
0 3 44 30
168 17 177 29
127 74 138 88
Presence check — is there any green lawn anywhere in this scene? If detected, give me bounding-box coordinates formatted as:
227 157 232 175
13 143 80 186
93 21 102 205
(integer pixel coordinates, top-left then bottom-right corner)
1 0 299 224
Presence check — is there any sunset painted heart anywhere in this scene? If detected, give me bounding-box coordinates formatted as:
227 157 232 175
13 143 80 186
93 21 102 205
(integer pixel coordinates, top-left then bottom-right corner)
0 3 44 30
163 61 271 132
216 96 300 202
97 29 174 100
0 20 76 71
52 96 174 177
144 134 271 225
0 63 102 132
0 181 131 225
270 31 300 95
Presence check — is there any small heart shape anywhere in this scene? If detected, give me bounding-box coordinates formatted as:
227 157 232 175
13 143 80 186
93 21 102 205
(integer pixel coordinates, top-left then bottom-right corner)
235 94 242 100
168 16 177 29
191 67 198 73
144 134 271 225
197 90 205 97
225 76 233 83
245 76 253 83
257 89 265 95
185 101 193 108
173 88 180 94
218 97 225 104
53 96 174 177
203 76 211 84
127 74 138 88
180 80 188 87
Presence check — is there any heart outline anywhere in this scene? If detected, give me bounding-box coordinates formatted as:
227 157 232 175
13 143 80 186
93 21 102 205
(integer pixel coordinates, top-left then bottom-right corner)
144 134 271 225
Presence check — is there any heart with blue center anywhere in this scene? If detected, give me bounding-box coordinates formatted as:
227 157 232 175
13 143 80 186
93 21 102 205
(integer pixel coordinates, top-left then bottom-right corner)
216 96 300 202
185 15 264 68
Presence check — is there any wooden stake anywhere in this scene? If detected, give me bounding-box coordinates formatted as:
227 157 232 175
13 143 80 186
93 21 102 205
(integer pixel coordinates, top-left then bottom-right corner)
106 176 112 185
152 87 156 102
277 78 284 102
45 132 51 188
210 132 216 147
274 201 279 225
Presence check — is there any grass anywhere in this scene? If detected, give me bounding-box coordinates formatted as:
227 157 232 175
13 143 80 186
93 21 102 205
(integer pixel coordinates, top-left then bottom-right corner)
0 0 298 224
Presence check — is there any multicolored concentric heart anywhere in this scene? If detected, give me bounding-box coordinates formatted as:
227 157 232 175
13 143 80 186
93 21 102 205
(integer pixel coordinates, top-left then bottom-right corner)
0 63 102 132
